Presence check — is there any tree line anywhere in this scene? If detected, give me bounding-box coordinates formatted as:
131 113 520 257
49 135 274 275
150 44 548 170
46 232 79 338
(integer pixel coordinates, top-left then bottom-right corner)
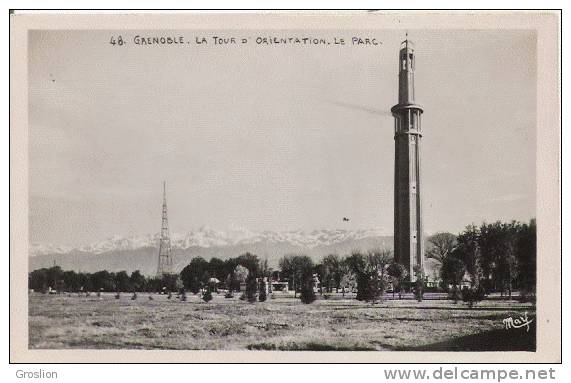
28 267 182 294
429 219 536 300
29 218 535 304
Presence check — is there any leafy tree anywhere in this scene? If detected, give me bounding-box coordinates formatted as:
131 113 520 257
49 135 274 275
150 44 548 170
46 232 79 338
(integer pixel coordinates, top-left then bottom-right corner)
455 225 482 288
78 272 93 292
62 270 81 292
225 273 234 296
91 270 115 291
233 265 249 291
258 278 267 302
294 256 314 296
346 249 392 303
114 271 131 292
478 221 502 291
160 273 181 292
279 255 313 298
259 258 270 276
245 275 258 303
313 263 328 294
146 276 163 293
478 221 521 296
29 268 50 292
387 261 408 299
365 248 392 303
236 253 260 277
461 285 486 308
299 268 316 304
496 230 519 298
202 287 213 302
346 251 368 301
278 255 295 292
517 219 536 301
322 254 342 293
426 232 457 264
46 266 64 289
259 259 272 293
355 272 370 301
345 251 367 275
180 257 209 293
338 262 356 297
129 270 147 292
440 253 466 290
208 257 227 282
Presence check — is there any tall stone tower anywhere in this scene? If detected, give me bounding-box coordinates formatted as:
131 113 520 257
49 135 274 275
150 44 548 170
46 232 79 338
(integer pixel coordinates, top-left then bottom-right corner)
390 38 425 281
157 181 173 276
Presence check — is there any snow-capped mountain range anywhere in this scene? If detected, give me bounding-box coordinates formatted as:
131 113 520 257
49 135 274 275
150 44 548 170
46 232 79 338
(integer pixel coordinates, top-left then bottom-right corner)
29 228 393 275
30 227 388 257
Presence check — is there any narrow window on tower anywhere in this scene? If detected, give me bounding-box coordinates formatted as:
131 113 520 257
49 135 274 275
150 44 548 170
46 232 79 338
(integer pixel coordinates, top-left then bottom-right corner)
410 149 417 183
408 110 412 130
409 53 414 70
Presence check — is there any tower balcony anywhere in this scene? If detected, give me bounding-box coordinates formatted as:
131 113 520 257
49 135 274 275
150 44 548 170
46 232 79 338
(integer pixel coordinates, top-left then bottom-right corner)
391 103 424 115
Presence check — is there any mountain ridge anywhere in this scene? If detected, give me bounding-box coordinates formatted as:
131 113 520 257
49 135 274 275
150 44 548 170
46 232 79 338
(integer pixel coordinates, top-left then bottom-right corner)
29 228 394 275
30 227 390 256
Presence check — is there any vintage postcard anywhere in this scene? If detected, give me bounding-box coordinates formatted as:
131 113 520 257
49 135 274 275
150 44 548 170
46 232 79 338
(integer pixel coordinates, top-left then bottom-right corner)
9 11 561 363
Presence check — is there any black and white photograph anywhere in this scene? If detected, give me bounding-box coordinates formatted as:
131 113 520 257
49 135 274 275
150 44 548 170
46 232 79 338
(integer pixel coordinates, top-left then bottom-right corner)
9 11 561 363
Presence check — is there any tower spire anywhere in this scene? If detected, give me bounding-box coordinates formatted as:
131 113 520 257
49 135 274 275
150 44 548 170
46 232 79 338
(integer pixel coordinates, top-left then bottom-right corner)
157 181 173 276
390 38 425 281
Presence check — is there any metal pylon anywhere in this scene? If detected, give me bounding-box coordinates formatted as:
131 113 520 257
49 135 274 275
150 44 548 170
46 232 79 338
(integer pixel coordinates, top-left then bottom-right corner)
157 181 173 276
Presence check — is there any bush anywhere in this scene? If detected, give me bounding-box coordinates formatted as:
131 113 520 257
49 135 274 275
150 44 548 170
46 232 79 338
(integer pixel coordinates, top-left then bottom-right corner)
355 273 369 301
413 266 424 302
246 276 258 303
518 286 536 303
259 287 267 302
448 285 461 303
300 273 316 304
202 288 213 302
300 285 316 304
414 283 424 302
461 286 486 308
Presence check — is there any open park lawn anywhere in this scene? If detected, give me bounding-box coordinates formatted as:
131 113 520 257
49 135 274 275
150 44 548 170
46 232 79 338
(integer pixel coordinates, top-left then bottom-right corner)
28 292 536 351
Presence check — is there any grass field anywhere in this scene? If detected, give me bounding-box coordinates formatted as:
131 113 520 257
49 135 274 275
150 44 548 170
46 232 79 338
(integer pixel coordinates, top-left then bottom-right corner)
28 292 536 351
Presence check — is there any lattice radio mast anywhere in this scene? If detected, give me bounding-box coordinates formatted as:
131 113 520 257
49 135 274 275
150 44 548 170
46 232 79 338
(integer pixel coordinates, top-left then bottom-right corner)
157 181 173 276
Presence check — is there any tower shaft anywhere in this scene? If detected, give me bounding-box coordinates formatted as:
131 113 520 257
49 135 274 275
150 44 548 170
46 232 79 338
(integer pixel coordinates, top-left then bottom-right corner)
157 181 173 276
391 39 425 281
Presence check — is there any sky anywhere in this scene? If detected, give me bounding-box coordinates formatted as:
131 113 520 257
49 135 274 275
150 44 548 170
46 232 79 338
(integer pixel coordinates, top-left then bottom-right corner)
28 29 537 247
